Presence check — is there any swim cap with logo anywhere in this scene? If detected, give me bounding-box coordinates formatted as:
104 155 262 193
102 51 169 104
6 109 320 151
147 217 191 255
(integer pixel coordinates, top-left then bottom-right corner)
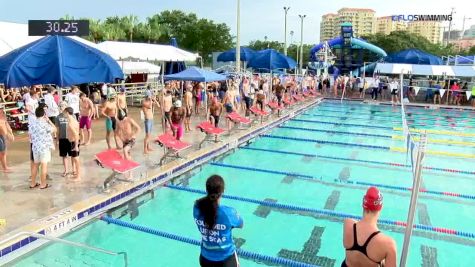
363 187 383 211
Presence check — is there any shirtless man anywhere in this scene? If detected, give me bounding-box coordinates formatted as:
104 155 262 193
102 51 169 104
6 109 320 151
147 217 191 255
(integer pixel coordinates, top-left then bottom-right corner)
183 85 194 132
162 88 173 129
342 187 397 267
117 87 128 115
208 97 223 128
101 95 120 149
142 91 160 154
116 110 141 160
64 107 81 180
0 109 14 172
170 100 185 141
79 93 94 145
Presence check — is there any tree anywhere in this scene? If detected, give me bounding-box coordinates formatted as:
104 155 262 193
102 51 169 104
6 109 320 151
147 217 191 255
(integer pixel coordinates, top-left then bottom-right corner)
468 46 475 55
120 15 139 42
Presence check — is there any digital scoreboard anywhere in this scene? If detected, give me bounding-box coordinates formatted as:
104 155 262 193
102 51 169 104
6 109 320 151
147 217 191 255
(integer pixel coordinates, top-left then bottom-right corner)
28 20 89 36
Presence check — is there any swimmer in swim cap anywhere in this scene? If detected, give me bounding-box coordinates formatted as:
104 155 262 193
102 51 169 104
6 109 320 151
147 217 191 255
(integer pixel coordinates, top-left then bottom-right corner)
341 187 397 267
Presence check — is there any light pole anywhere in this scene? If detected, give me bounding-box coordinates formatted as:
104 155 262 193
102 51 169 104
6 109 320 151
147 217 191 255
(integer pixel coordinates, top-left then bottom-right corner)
446 7 455 45
462 16 472 38
236 0 241 72
299 14 306 75
264 35 269 48
283 7 290 56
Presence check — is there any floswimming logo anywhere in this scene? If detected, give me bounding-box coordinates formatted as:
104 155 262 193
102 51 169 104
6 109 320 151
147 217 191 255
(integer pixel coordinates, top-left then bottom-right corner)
392 15 452 22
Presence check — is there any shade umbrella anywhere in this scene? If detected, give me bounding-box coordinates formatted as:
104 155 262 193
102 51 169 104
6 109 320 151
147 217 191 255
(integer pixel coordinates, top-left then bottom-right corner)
164 66 226 82
217 47 256 62
0 35 123 87
247 49 297 71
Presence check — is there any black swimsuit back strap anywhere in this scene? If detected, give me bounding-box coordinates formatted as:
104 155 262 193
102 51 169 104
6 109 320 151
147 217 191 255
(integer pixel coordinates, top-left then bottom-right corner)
363 230 381 248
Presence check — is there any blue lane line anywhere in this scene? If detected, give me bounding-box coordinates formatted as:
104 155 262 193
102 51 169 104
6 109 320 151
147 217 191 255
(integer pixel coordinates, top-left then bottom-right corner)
101 216 319 267
165 185 475 239
279 125 392 139
291 118 394 130
261 134 391 150
210 158 475 200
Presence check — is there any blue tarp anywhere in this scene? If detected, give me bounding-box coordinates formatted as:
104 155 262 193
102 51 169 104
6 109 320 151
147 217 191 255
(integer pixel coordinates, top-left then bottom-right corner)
164 66 227 82
247 49 296 71
385 49 443 65
0 35 123 88
165 38 186 75
217 47 256 62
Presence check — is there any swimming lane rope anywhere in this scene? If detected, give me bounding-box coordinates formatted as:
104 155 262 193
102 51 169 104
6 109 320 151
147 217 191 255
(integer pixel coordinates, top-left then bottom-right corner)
165 185 475 239
101 216 319 267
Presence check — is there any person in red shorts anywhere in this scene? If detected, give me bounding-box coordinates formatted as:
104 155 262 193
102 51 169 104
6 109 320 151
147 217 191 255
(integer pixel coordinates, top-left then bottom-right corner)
79 93 94 145
341 187 397 267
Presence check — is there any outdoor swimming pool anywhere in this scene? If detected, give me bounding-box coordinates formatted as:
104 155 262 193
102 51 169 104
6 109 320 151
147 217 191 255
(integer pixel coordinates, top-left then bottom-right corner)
12 100 475 266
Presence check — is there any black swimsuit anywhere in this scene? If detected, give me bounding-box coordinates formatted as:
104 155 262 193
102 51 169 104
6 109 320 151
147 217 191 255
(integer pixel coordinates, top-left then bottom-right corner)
342 223 382 267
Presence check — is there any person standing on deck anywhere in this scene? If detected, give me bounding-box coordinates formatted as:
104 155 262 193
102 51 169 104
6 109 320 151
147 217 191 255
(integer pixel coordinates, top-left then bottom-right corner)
142 91 160 154
64 107 81 180
194 175 243 267
341 187 396 267
79 93 94 145
65 86 80 120
43 86 59 124
117 87 128 115
162 87 173 130
116 110 141 161
101 95 120 149
170 100 185 141
208 97 223 128
184 85 194 132
0 109 14 172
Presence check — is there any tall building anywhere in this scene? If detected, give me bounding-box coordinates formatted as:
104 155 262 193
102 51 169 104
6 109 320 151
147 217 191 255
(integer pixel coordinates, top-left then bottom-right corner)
319 8 376 42
320 13 338 42
463 25 475 38
376 16 406 35
407 21 442 44
337 8 376 38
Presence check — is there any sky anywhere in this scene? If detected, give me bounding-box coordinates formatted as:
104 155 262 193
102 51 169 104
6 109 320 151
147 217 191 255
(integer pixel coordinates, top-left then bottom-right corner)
1 0 474 45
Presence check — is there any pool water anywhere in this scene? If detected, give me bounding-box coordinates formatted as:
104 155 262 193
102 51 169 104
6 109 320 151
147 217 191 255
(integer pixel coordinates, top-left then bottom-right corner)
13 100 475 267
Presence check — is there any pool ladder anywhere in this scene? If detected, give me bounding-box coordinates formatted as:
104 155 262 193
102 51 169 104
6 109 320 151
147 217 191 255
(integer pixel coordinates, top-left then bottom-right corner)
0 231 128 266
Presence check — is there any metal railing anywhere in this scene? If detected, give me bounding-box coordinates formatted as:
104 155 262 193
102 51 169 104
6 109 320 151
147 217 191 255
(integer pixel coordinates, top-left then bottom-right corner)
0 231 128 267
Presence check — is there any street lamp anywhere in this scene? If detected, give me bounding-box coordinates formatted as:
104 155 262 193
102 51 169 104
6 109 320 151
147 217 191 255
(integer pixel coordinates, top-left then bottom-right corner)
264 36 269 48
298 14 306 75
236 0 241 72
462 16 472 38
446 7 455 45
283 7 290 56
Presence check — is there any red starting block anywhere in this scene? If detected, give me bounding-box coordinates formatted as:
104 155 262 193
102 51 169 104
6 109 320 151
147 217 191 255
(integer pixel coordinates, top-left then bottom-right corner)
226 112 251 130
95 149 140 190
155 133 192 165
197 121 225 148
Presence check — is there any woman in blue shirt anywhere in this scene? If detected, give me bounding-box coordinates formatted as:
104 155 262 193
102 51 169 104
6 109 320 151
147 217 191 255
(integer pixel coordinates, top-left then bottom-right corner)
194 175 243 267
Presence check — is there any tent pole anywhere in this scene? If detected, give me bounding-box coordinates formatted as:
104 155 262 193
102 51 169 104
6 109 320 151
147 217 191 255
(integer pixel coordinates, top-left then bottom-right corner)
204 82 208 120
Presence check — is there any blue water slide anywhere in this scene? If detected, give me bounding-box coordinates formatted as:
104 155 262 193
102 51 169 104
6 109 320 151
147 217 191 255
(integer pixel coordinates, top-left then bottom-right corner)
310 37 387 61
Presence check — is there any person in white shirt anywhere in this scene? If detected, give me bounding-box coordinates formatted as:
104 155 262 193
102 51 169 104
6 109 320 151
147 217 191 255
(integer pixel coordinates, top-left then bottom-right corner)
390 79 400 105
65 86 80 120
43 86 59 123
26 91 39 126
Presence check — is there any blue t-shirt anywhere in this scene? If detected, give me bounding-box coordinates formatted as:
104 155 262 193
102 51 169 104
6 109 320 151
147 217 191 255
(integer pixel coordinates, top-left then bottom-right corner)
193 205 243 261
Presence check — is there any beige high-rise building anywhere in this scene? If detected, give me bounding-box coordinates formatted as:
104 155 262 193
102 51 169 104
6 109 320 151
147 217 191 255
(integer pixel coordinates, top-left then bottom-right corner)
319 8 376 42
407 21 442 44
337 8 376 38
320 13 338 42
376 16 407 35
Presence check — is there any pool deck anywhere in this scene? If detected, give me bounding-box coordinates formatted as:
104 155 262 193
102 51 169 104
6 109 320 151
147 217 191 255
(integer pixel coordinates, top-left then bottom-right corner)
0 97 321 263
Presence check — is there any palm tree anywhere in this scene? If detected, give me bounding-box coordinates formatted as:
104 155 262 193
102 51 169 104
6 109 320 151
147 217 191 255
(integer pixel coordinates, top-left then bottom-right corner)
146 16 163 43
120 15 138 42
88 19 104 42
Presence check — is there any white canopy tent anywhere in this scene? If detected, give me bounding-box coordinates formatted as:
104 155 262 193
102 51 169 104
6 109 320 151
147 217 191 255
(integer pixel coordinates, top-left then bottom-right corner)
97 41 199 62
0 21 99 56
117 60 161 74
375 63 475 77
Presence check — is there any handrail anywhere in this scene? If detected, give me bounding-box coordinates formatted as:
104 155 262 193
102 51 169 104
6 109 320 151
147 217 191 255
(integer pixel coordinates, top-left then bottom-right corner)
0 231 128 267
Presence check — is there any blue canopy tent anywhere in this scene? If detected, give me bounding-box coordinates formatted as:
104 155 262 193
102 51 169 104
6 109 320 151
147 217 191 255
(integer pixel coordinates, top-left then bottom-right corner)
217 47 256 62
164 66 227 82
247 49 297 71
385 49 443 65
165 38 186 75
0 35 123 88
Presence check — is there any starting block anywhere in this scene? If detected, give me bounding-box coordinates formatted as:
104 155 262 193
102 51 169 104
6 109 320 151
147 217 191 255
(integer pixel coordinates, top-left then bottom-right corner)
226 112 251 130
249 106 270 123
95 149 140 190
155 133 192 165
293 94 304 102
197 121 225 148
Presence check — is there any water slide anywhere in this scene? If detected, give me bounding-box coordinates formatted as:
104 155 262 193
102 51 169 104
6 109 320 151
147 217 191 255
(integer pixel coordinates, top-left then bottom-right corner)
310 37 387 61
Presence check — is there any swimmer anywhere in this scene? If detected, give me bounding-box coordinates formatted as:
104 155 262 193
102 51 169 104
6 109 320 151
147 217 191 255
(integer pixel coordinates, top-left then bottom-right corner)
342 187 397 267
